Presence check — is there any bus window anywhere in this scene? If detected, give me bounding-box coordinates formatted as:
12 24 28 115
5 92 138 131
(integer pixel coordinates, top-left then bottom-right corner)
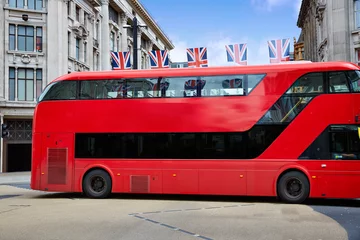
38 80 77 101
286 72 324 94
328 72 350 93
347 70 360 92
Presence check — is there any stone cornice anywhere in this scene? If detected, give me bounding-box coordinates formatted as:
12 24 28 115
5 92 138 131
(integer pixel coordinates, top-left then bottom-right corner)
297 0 310 28
127 0 174 50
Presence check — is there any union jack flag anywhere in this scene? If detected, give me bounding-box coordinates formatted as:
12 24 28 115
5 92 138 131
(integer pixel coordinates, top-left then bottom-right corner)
267 39 290 63
225 44 247 65
111 51 131 70
112 83 131 97
152 80 170 91
184 79 206 90
186 47 208 68
149 50 169 69
222 78 242 89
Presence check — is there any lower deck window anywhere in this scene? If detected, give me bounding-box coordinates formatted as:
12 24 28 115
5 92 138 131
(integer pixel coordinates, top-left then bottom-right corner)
300 125 360 160
75 125 286 159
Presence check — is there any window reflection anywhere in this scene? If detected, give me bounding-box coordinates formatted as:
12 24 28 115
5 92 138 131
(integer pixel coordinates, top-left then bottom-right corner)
329 72 350 93
74 125 286 159
258 96 312 124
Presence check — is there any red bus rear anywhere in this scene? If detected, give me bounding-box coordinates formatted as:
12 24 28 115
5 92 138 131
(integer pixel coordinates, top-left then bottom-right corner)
31 61 360 203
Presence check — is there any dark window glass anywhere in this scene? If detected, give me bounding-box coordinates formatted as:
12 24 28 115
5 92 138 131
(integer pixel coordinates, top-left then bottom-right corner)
9 67 15 101
76 39 80 60
286 72 324 94
76 6 80 21
36 27 42 52
74 125 286 159
299 127 331 160
9 24 15 50
39 81 77 101
80 79 157 99
258 96 313 124
347 70 360 92
36 69 42 98
109 6 119 24
299 125 360 160
328 72 350 93
329 125 360 160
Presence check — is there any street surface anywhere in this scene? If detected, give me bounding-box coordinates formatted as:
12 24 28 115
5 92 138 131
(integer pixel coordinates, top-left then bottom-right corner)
0 176 359 240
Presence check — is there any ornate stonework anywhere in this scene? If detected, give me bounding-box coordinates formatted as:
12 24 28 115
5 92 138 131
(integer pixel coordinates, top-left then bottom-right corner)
70 24 89 40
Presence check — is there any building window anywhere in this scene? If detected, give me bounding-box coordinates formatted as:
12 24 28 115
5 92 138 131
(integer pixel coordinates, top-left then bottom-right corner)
8 67 43 101
9 68 15 101
110 32 115 51
18 68 34 101
76 5 80 22
356 49 360 66
356 0 360 29
9 24 43 52
68 32 71 57
76 38 80 60
67 1 71 16
9 0 24 8
9 25 15 50
84 12 88 27
84 42 87 63
28 0 42 10
36 69 42 98
36 27 42 52
18 25 34 51
109 6 119 24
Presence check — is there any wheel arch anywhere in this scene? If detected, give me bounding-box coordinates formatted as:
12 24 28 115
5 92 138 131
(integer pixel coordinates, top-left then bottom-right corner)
80 164 114 192
274 165 312 197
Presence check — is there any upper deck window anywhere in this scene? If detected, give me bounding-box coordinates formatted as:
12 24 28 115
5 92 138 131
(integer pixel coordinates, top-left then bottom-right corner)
328 72 350 93
78 74 266 99
38 80 77 102
286 72 324 94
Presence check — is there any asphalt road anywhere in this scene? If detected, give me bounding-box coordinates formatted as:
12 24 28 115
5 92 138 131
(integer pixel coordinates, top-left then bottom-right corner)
0 183 359 240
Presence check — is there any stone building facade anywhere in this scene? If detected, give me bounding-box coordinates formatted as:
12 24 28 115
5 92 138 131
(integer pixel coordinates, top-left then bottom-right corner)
297 0 360 64
0 0 174 172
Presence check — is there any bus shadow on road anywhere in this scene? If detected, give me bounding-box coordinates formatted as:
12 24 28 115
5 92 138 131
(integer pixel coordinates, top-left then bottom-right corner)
33 192 360 207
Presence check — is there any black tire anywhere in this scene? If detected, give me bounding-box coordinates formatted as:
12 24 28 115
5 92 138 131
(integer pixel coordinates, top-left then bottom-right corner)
82 169 112 199
277 171 309 204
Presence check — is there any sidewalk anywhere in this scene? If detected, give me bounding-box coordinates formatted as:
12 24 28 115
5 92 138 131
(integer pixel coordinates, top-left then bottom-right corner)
0 171 30 184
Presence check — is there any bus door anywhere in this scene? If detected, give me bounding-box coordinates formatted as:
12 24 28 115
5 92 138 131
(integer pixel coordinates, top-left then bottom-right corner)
40 133 74 192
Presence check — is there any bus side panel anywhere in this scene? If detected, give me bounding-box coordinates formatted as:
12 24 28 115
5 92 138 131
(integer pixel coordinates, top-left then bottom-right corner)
30 133 42 190
40 133 74 192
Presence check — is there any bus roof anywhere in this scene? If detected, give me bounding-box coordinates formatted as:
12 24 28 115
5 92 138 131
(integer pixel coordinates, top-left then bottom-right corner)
53 61 359 82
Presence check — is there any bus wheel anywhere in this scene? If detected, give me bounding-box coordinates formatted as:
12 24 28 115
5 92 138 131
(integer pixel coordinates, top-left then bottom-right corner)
277 171 309 204
83 169 112 199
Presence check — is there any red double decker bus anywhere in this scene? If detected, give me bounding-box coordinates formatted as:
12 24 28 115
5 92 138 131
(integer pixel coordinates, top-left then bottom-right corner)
31 61 360 203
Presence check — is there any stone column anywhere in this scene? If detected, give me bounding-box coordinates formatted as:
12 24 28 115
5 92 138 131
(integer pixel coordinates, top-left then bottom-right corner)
100 0 110 70
120 13 128 52
137 29 142 69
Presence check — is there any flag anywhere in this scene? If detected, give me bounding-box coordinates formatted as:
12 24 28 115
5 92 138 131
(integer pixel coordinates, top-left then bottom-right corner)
186 47 208 67
111 51 131 70
225 43 247 65
149 50 169 69
267 39 290 63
